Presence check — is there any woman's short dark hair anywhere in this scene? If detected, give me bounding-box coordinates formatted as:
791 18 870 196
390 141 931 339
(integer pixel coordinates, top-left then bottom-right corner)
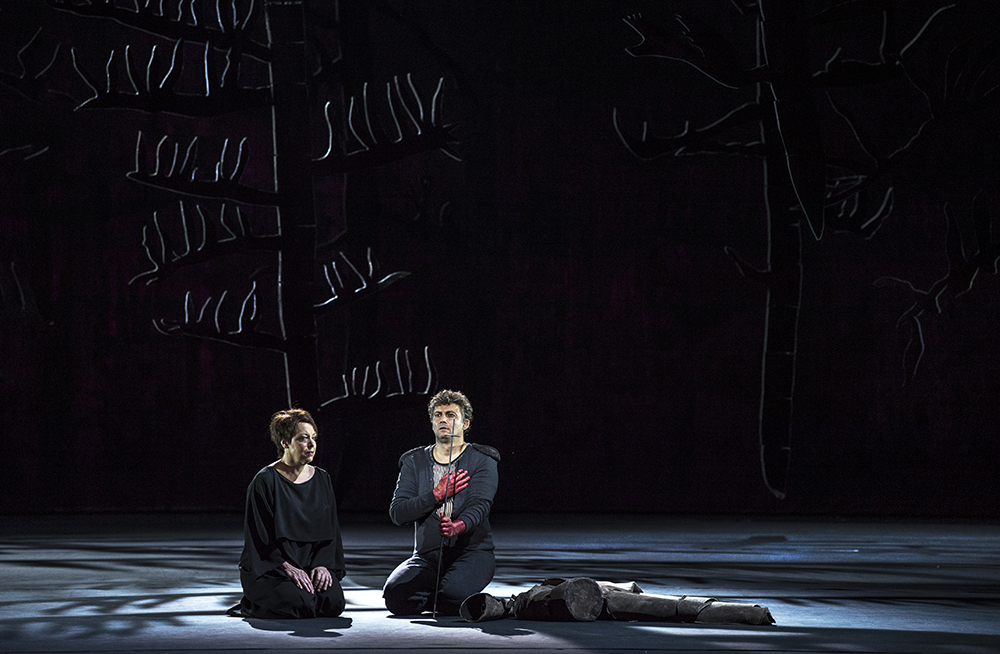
427 389 473 428
270 408 317 456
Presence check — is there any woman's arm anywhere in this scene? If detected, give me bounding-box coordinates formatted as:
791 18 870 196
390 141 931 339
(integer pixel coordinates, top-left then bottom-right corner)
311 479 347 580
247 472 286 567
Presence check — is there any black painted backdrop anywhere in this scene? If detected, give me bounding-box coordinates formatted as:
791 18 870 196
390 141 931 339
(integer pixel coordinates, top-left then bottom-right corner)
2 1 998 518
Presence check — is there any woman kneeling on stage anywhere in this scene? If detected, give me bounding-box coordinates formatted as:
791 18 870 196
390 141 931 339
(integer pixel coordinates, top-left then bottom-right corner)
235 408 346 618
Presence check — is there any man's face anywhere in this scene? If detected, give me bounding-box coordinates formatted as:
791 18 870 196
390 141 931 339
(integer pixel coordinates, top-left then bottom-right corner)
431 403 469 440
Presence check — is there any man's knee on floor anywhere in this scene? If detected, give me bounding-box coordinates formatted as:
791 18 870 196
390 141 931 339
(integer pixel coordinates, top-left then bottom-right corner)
440 575 488 606
441 586 474 606
383 586 427 616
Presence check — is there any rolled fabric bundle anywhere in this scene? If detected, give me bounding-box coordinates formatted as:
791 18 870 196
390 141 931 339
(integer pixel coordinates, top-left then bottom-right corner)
695 600 775 625
510 577 604 622
597 580 643 594
459 592 511 623
604 590 686 621
460 578 776 626
606 591 775 625
678 595 717 621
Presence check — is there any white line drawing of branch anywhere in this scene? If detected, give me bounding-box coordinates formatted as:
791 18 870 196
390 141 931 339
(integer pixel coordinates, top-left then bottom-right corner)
875 194 1000 382
314 247 410 314
127 131 279 205
314 74 460 172
0 28 61 102
72 39 269 115
0 144 50 161
152 281 283 350
129 201 282 286
321 346 435 406
47 0 270 61
0 260 39 318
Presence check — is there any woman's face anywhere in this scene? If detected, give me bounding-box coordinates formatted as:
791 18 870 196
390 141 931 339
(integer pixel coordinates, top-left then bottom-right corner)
282 421 317 466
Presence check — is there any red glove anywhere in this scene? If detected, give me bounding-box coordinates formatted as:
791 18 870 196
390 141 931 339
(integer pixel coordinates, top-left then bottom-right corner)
439 516 467 538
433 469 469 502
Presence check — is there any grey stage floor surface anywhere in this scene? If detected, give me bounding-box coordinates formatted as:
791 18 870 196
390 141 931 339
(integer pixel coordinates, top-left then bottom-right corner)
0 513 997 654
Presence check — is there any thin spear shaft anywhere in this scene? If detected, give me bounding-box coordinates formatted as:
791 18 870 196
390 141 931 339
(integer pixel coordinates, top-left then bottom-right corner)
432 419 455 618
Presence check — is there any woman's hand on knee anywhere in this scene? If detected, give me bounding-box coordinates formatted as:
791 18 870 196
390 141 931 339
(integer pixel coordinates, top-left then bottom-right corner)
310 566 333 592
280 561 315 593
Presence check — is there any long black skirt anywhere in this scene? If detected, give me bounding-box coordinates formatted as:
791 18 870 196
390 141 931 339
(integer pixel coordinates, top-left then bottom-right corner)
240 569 345 619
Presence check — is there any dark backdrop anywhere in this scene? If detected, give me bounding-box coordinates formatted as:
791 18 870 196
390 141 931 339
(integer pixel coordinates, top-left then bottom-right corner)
2 1 998 518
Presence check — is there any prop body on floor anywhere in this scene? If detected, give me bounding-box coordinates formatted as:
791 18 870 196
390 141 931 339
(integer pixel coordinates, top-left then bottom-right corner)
460 577 775 625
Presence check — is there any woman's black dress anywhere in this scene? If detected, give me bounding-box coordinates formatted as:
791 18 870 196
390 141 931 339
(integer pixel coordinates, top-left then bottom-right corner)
238 465 346 618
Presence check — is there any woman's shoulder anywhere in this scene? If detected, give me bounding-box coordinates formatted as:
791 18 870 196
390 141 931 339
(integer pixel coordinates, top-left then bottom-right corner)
267 463 326 485
245 465 278 492
251 464 279 482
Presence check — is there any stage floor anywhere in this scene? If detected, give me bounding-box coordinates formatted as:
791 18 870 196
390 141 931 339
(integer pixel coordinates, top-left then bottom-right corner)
0 513 997 653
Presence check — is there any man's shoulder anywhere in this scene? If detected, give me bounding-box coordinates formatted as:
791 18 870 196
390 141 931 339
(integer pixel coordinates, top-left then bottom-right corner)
396 443 501 468
397 445 431 469
468 443 501 463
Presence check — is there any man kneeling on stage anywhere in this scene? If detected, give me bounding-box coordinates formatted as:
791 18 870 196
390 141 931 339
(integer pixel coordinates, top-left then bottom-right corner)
383 389 500 616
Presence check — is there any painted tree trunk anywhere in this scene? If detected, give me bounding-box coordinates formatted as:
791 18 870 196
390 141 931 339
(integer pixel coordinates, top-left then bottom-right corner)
756 0 821 498
265 1 320 411
757 92 801 499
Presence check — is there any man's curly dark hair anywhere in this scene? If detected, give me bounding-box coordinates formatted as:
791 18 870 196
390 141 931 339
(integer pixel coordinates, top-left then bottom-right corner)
427 389 473 429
